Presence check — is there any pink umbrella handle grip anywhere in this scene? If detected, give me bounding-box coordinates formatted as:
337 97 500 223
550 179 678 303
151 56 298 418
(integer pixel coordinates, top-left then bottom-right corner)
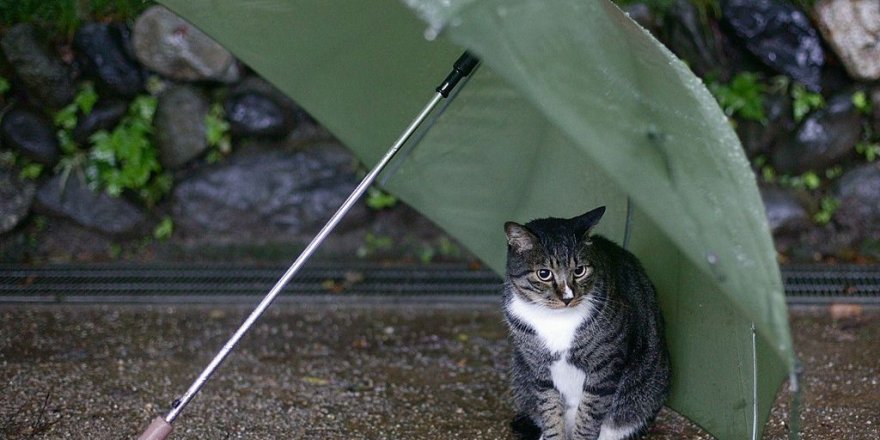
137 417 173 440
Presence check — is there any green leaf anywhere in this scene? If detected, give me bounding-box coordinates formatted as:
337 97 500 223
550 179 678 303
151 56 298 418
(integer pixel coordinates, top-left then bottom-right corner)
0 76 10 95
856 142 880 162
791 84 824 122
54 103 79 130
365 187 398 210
74 82 98 115
852 91 871 115
708 72 766 122
813 196 839 225
153 216 174 240
19 163 44 180
801 172 820 190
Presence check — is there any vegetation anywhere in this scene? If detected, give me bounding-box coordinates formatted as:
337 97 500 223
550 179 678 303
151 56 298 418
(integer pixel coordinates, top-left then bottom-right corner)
52 83 172 207
365 187 398 210
790 83 824 122
87 95 171 206
708 72 766 122
204 103 232 163
852 91 872 115
0 0 152 40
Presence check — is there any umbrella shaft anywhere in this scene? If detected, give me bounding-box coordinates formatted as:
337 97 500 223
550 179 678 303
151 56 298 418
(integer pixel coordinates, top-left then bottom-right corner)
164 92 445 423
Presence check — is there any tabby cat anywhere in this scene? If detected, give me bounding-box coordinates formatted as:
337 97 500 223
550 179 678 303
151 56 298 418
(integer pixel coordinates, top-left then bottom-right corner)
502 206 670 440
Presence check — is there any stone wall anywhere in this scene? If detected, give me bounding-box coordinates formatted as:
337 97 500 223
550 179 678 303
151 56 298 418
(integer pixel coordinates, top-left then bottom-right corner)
0 5 453 264
1 1 879 264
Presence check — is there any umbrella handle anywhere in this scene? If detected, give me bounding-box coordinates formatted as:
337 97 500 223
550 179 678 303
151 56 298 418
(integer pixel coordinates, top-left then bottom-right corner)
136 417 172 440
136 51 479 439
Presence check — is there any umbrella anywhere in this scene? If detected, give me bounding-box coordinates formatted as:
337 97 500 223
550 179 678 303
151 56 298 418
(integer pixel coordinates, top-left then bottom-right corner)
145 0 797 439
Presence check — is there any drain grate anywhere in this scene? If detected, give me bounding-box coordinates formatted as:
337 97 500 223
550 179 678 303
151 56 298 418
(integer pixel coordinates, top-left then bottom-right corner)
0 263 501 303
781 265 880 304
0 263 878 304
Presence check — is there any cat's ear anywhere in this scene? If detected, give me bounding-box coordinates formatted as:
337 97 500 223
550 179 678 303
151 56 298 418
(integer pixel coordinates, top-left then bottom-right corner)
505 222 538 253
574 206 605 238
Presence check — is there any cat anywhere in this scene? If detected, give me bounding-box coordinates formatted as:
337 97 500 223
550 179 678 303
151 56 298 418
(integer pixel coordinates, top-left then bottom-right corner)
502 206 670 440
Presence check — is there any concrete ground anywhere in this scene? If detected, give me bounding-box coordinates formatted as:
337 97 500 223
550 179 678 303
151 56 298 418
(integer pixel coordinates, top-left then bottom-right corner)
0 302 877 439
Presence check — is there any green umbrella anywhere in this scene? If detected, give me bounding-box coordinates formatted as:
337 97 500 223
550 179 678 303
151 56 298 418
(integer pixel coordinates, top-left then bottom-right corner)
150 0 796 438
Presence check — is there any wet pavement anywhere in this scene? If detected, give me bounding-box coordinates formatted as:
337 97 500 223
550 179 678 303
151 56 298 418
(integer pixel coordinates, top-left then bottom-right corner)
0 302 877 439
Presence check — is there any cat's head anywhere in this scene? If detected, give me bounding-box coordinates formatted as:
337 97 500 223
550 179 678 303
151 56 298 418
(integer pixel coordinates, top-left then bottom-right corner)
504 206 605 309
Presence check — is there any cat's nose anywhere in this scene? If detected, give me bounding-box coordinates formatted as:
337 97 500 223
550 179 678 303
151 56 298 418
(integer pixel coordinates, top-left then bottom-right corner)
561 297 573 306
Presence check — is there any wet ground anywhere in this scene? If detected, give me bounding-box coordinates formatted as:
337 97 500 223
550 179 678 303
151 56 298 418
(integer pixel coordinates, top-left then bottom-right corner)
0 302 877 439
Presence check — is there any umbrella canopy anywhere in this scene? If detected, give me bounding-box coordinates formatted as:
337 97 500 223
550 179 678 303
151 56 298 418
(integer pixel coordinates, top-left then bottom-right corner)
157 0 795 438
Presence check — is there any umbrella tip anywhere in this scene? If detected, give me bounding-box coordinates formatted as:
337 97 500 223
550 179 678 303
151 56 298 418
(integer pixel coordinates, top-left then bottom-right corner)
436 52 480 97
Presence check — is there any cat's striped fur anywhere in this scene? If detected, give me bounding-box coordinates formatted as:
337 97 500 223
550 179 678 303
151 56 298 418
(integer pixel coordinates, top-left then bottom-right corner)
503 207 669 440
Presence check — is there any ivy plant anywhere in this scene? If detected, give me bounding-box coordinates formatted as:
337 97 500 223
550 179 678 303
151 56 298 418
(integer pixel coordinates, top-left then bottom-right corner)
204 102 232 163
366 187 398 210
851 90 871 115
813 196 839 225
790 84 824 122
708 72 767 122
85 95 172 206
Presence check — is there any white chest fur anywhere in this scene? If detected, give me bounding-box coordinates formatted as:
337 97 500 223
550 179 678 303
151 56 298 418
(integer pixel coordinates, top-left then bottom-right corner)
507 294 592 353
509 295 593 436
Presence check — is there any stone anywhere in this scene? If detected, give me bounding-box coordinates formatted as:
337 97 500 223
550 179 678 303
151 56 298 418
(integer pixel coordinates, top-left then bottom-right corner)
759 186 809 234
662 0 728 79
154 85 209 169
225 77 297 138
0 23 75 108
73 23 144 97
721 0 824 91
132 6 241 83
771 93 862 174
814 0 880 81
0 166 36 234
35 174 146 236
171 143 366 242
834 163 880 238
73 99 129 144
625 3 658 33
0 106 60 166
872 88 880 135
736 91 793 157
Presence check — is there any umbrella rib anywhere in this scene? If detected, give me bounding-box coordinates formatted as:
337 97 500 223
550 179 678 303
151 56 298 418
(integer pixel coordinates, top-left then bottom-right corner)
751 322 758 440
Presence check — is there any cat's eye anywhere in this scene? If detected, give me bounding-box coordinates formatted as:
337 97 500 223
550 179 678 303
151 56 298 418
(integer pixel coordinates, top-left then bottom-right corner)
574 265 588 278
536 269 553 281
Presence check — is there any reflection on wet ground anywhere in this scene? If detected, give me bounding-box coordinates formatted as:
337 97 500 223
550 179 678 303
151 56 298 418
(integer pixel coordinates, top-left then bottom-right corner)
0 303 877 439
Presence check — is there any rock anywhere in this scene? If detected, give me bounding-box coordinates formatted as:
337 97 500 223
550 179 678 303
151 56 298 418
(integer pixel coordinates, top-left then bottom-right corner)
872 88 880 135
625 3 658 33
662 0 728 79
171 143 366 242
225 77 297 138
721 0 824 91
0 106 60 166
154 85 209 169
35 174 146 236
814 0 880 81
73 23 144 97
132 6 241 83
759 186 809 234
834 163 880 238
72 99 129 144
771 93 862 174
0 166 36 234
736 91 793 157
0 24 75 108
